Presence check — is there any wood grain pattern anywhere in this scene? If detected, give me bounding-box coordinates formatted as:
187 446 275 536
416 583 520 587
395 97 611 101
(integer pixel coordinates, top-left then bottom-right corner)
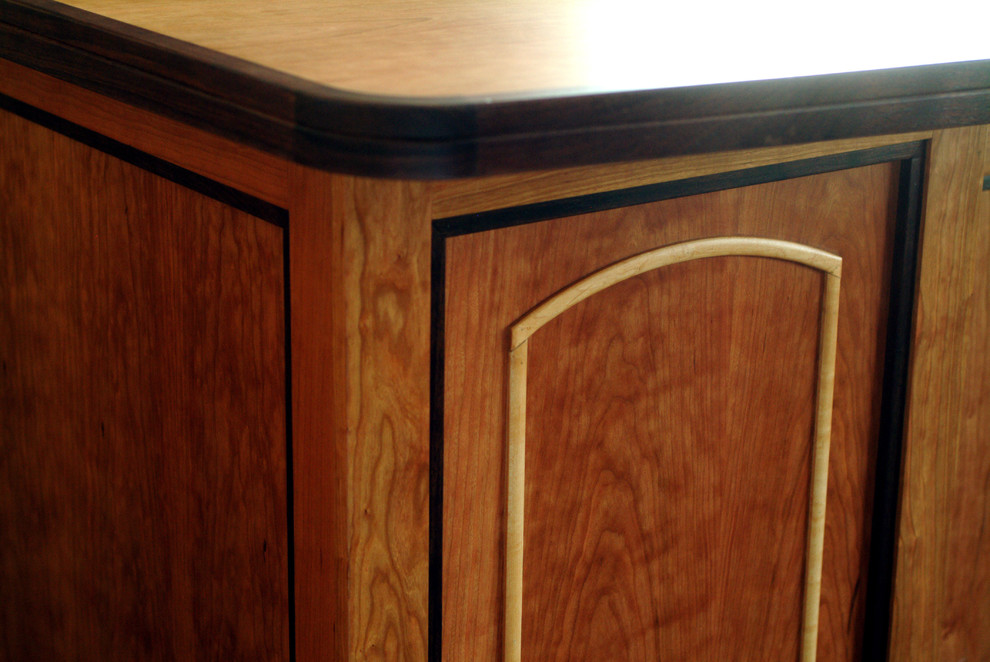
444 164 899 661
891 125 990 661
803 271 841 662
288 165 348 662
504 238 842 662
509 237 840 346
432 133 933 218
522 259 816 661
504 340 528 662
46 0 990 98
323 173 433 661
0 108 288 659
0 58 289 207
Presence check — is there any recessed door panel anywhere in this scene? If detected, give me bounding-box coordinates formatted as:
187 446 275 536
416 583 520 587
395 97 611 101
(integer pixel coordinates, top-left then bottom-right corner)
443 162 899 661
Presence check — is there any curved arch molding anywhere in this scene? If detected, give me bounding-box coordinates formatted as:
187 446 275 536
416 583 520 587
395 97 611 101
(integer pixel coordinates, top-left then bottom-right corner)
505 236 842 662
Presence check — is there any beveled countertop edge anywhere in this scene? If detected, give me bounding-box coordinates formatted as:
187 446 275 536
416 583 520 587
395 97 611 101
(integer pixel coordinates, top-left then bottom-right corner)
3 0 989 179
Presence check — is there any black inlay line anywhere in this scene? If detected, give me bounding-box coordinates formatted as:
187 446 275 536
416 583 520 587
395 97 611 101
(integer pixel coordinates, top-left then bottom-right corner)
434 142 926 236
428 142 927 661
428 230 446 662
284 225 296 662
983 174 990 191
0 93 287 227
861 151 926 661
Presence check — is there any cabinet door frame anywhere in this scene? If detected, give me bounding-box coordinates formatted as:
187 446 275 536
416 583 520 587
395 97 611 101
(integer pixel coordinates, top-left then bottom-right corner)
429 141 926 662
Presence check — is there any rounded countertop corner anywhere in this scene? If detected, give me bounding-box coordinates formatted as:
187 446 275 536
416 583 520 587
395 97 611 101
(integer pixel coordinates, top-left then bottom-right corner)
2 0 989 178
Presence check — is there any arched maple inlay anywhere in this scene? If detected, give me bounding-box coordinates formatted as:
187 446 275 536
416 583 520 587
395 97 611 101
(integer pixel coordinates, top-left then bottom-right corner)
505 236 842 662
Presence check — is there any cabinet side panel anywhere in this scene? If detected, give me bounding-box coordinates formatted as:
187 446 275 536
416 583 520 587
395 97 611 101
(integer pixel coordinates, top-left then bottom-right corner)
444 164 899 661
0 109 289 659
893 125 990 661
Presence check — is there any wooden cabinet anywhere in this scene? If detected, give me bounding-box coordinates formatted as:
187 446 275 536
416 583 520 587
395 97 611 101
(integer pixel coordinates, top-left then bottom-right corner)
1 4 989 660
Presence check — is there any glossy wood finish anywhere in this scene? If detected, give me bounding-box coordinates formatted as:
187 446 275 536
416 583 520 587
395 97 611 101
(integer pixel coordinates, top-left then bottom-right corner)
0 109 289 659
327 175 433 661
268 166 438 662
3 35 990 659
891 125 990 661
443 164 900 661
508 238 841 345
0 77 434 659
288 165 348 662
288 171 433 662
521 260 816 662
804 269 842 662
1 2 988 177
503 237 843 662
26 0 990 97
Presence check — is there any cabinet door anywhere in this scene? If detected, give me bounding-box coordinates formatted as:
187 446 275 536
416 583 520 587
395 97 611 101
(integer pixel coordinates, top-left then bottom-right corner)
0 108 289 660
439 158 909 661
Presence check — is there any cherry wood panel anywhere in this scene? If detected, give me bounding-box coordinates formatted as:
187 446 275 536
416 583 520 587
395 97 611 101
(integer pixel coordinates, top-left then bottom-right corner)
339 176 432 662
522 257 820 661
443 163 900 661
283 168 436 662
891 125 990 661
287 165 349 662
0 110 288 658
502 238 842 662
293 172 433 661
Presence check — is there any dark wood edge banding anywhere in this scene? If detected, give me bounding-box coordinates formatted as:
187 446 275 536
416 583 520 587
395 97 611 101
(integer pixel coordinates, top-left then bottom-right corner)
0 92 289 226
2 92 297 659
1 0 988 178
0 25 297 160
428 232 446 662
283 225 297 662
428 143 926 660
861 152 926 661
